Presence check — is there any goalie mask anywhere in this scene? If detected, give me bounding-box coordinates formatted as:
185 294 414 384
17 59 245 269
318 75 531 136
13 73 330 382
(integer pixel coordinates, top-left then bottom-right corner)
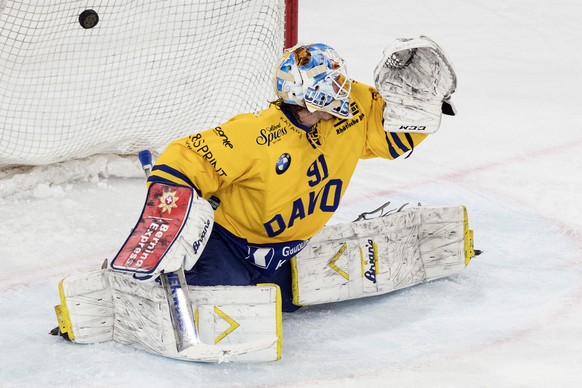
274 43 353 119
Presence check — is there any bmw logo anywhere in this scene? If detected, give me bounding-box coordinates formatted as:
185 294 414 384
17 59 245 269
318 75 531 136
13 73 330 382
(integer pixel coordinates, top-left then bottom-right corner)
275 153 291 175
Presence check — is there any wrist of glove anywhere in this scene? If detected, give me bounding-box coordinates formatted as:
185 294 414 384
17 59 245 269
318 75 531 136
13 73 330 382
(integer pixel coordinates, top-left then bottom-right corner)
374 35 457 133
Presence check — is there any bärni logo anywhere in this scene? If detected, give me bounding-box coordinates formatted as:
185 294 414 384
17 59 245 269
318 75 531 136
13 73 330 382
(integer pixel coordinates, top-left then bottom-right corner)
363 239 377 284
192 219 211 254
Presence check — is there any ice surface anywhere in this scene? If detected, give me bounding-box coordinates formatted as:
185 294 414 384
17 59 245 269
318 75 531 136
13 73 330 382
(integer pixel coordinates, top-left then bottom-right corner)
2 1 582 387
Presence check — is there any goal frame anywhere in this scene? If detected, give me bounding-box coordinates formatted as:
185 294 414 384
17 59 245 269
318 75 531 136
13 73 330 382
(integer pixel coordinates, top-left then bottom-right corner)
0 0 299 196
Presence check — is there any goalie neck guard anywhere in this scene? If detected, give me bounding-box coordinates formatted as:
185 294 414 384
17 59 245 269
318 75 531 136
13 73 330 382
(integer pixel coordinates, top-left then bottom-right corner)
274 43 353 119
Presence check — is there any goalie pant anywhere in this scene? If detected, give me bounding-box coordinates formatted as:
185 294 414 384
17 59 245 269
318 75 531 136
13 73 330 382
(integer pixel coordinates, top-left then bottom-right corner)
185 224 301 312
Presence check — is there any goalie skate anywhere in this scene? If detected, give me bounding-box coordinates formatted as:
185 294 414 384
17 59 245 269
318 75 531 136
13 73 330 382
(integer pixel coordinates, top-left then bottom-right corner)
291 205 476 305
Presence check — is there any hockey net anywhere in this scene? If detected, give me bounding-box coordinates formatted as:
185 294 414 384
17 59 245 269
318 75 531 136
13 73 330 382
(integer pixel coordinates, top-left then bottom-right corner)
0 0 297 197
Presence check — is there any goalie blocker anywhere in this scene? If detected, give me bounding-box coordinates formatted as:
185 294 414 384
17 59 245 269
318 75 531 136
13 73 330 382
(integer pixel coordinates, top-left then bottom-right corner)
52 204 476 362
109 182 214 280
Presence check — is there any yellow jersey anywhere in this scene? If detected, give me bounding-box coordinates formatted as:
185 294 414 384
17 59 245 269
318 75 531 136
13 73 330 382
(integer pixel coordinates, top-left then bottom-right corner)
148 81 427 274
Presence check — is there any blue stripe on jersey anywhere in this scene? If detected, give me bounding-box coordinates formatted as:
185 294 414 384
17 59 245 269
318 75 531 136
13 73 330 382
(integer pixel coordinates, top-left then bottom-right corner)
385 133 401 159
146 175 173 185
150 164 197 188
147 175 202 196
389 132 410 153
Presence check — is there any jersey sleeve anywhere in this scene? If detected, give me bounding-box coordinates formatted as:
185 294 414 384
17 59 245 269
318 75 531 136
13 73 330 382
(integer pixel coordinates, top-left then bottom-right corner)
147 114 259 198
356 82 428 160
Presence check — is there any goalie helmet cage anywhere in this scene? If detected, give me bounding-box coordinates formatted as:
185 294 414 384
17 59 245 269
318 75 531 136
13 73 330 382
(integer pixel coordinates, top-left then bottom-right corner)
0 0 298 171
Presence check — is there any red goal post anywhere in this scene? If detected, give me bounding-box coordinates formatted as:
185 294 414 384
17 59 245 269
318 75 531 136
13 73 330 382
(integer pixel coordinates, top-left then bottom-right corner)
285 0 299 49
0 0 298 176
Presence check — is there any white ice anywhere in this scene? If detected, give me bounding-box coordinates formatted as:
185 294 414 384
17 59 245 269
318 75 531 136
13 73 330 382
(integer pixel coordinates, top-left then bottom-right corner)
2 0 582 387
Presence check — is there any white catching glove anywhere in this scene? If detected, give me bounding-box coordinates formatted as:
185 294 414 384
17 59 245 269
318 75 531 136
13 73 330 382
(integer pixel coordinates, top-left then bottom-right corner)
110 183 214 281
374 35 457 133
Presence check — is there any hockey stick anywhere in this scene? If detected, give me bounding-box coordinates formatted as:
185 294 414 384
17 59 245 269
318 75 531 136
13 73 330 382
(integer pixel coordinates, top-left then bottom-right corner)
138 150 200 352
160 268 199 351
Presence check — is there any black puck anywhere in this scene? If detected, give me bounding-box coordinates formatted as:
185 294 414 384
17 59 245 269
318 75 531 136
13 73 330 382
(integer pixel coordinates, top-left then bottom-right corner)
79 9 99 29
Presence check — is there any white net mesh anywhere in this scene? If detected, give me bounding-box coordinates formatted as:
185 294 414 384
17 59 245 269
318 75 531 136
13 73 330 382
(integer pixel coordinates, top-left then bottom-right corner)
0 0 286 168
